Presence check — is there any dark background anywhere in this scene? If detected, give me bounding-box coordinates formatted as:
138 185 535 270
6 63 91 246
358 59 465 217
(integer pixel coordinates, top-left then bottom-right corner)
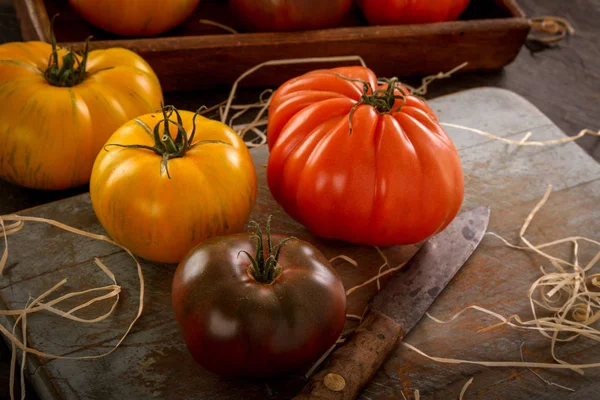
0 0 598 398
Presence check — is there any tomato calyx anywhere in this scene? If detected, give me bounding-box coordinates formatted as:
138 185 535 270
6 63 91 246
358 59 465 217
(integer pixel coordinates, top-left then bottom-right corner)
104 105 231 179
44 16 91 87
239 216 295 284
336 74 408 135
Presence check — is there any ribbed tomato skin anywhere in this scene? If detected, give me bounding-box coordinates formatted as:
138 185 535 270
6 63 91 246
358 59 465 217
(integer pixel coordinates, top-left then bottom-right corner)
267 66 464 246
0 43 162 190
90 111 257 263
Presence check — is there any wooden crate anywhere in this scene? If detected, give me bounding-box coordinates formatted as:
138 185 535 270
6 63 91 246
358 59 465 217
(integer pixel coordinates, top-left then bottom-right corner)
14 0 530 92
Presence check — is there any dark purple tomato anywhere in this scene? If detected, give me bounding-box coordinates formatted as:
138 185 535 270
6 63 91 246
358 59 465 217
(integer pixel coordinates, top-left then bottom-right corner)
172 223 347 377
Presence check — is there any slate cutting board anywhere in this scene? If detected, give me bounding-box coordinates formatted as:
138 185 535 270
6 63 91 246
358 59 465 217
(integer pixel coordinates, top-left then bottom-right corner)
1 88 599 399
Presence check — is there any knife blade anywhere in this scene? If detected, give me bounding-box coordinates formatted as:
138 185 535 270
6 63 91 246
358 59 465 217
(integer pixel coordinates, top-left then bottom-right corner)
293 206 490 400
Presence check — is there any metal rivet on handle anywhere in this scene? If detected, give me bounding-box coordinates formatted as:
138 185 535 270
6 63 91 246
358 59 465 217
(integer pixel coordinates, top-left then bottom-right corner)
324 373 346 392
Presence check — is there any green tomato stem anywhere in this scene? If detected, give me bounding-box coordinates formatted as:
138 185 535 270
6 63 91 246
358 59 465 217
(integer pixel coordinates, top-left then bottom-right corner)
161 134 178 154
104 105 231 179
44 15 91 87
244 216 295 284
336 74 408 135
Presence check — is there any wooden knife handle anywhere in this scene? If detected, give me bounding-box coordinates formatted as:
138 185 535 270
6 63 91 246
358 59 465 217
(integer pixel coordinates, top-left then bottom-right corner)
293 310 405 400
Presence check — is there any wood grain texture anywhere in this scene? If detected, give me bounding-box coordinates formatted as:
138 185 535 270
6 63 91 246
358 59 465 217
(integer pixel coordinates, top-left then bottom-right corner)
0 87 599 399
13 0 530 91
1 0 597 212
294 311 404 400
410 0 600 161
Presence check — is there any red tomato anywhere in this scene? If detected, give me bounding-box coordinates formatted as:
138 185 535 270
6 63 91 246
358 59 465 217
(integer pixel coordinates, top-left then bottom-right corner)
229 0 353 32
172 219 347 376
69 0 201 36
357 0 471 25
267 66 464 246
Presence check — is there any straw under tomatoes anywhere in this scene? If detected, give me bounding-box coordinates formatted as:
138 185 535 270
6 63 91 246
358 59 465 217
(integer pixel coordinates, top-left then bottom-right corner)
267 66 464 246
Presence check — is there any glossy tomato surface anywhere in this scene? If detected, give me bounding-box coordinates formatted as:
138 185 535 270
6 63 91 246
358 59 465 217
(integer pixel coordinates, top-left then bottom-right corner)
267 66 464 246
0 42 162 190
90 110 257 264
172 233 347 377
229 0 353 32
358 0 470 25
70 0 201 36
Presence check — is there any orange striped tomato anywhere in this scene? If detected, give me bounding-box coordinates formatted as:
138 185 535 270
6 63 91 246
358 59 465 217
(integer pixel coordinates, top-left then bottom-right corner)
0 34 162 190
90 107 257 263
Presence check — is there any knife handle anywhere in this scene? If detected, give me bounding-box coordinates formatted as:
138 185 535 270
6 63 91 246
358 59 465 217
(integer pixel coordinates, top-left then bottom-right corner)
293 310 405 400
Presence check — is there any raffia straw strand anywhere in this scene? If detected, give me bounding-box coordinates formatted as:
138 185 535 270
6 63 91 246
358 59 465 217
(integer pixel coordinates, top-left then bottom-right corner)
346 314 363 321
403 341 600 370
0 213 145 400
458 378 474 400
9 296 22 400
329 255 358 267
221 56 367 125
441 123 600 146
14 292 51 400
530 16 575 44
532 16 575 34
429 304 600 339
375 262 389 292
0 216 138 399
342 248 403 296
304 341 342 379
374 246 391 291
520 342 575 392
198 100 228 116
228 103 269 111
520 132 533 144
305 306 370 378
229 100 265 127
198 19 238 34
20 309 26 399
410 185 600 374
231 120 268 131
238 98 272 142
410 62 468 96
15 297 41 399
345 263 406 296
0 221 23 237
0 284 119 317
0 217 11 274
485 232 600 255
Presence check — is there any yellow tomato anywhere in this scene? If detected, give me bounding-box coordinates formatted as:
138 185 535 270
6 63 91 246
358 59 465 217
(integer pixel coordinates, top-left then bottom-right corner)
70 0 201 37
90 107 257 264
0 36 163 190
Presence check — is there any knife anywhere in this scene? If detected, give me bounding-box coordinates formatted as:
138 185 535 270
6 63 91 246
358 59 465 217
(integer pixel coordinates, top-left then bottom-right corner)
293 206 490 400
